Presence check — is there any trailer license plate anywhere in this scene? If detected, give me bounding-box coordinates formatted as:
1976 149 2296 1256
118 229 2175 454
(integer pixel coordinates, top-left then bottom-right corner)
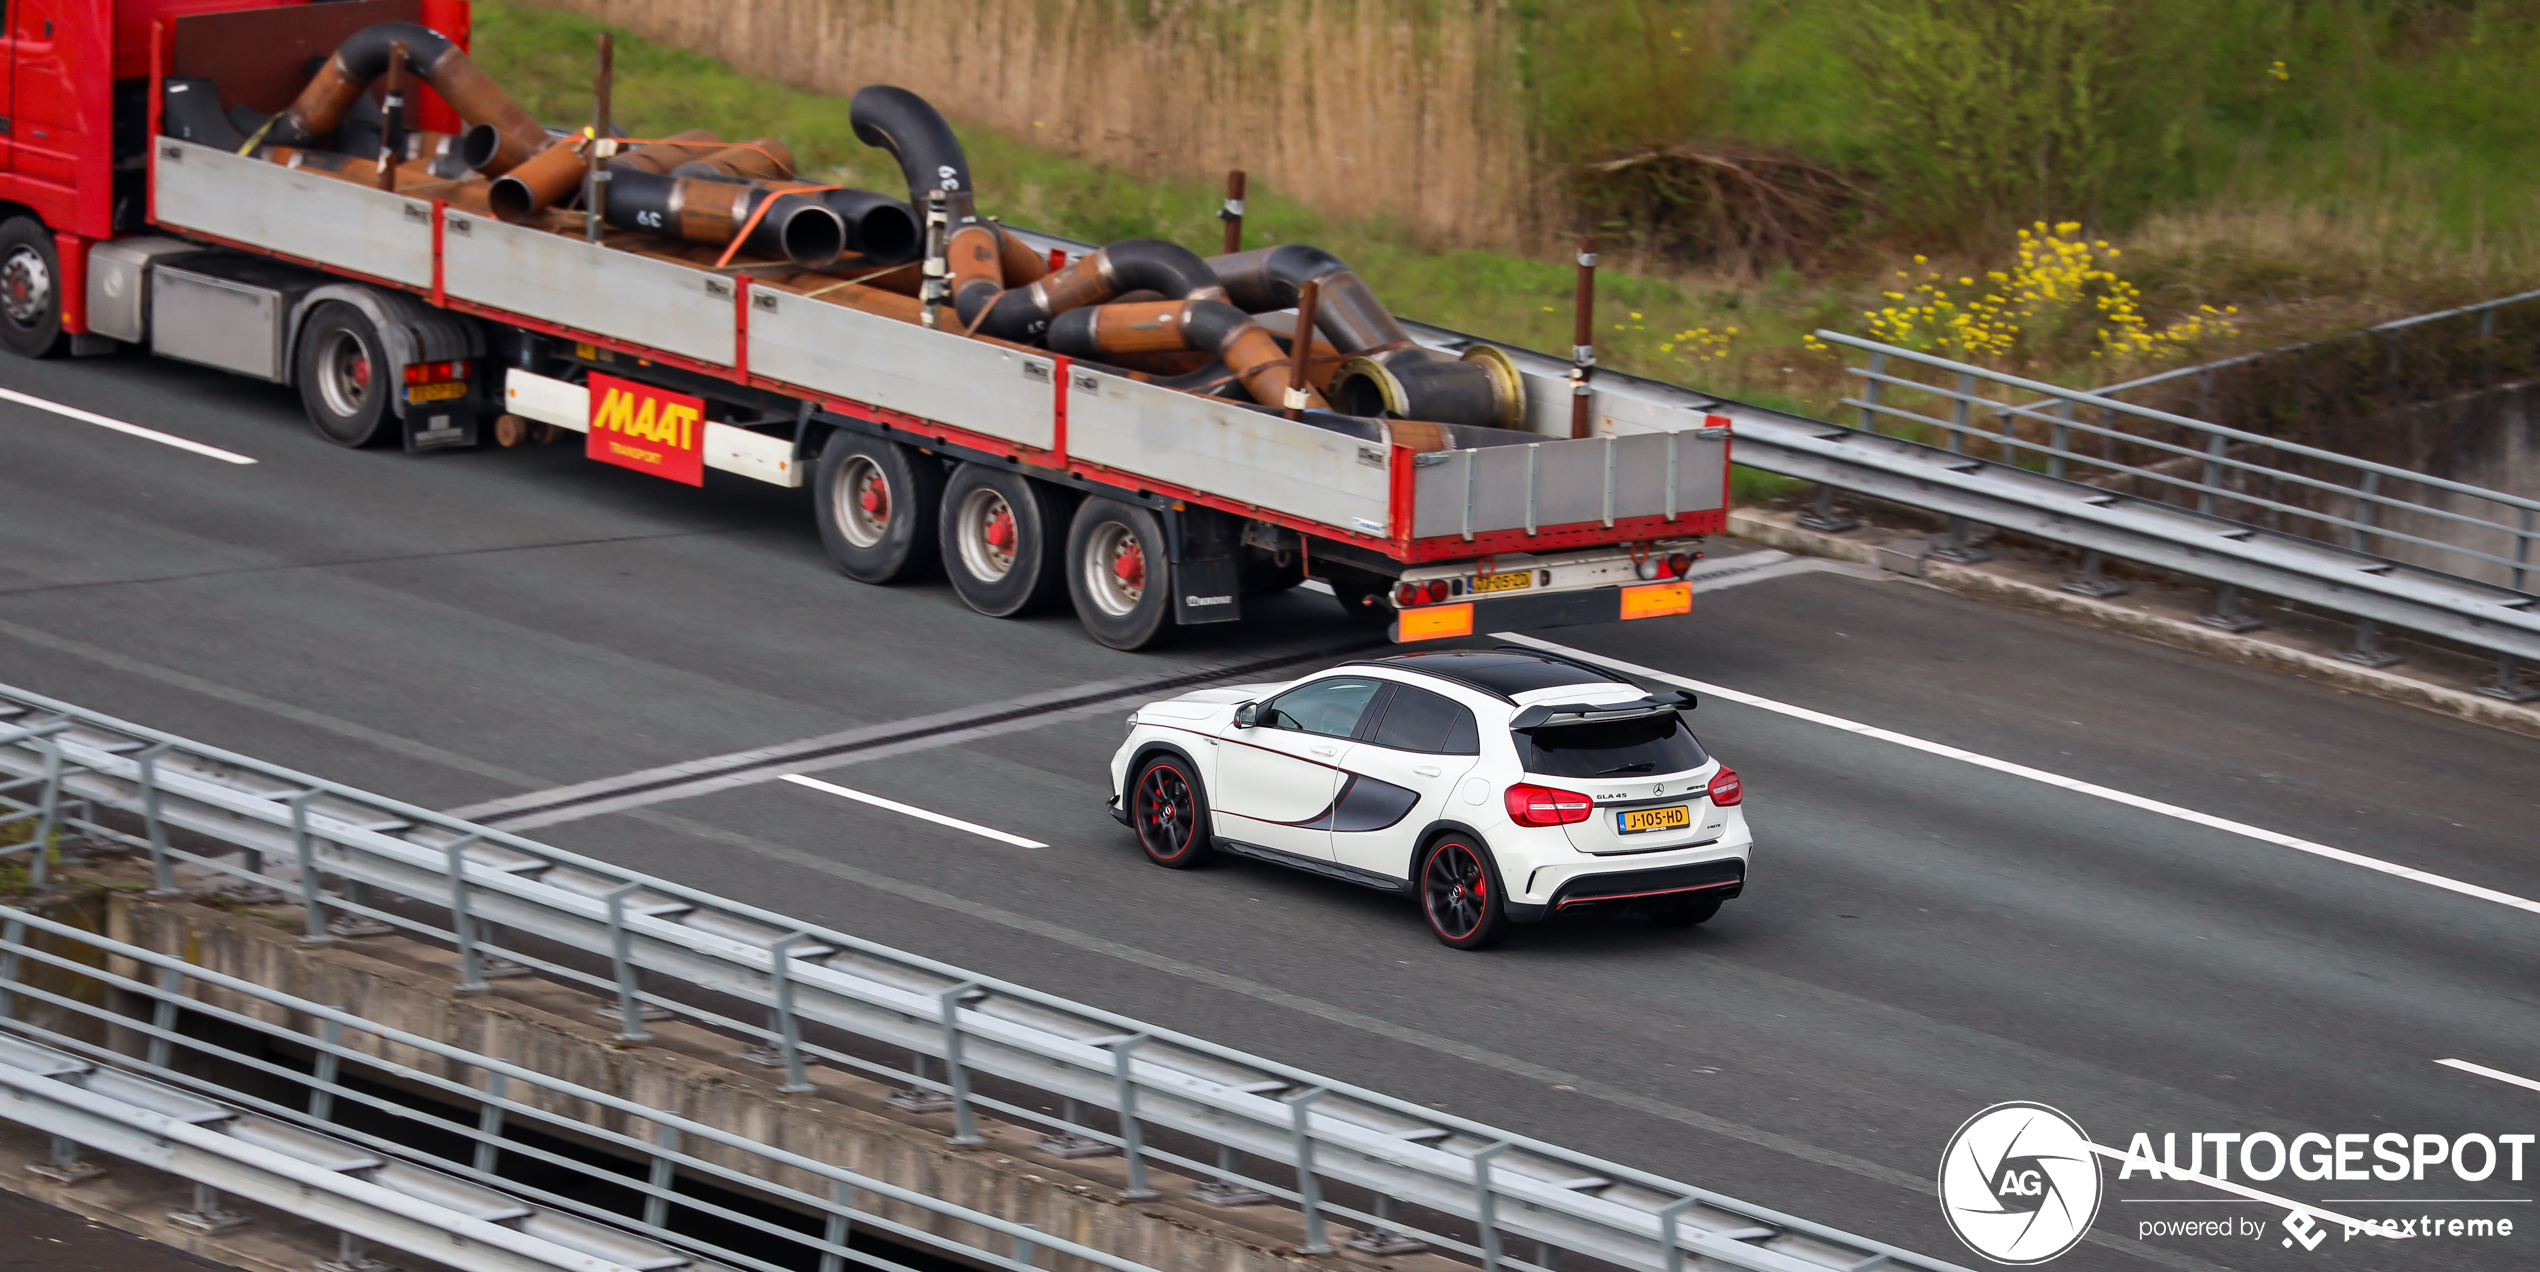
407 382 467 403
1618 805 1691 834
1471 570 1532 594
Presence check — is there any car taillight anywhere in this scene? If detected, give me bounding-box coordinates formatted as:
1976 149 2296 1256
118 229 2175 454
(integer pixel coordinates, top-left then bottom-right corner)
1505 782 1594 826
403 359 468 384
1706 765 1742 806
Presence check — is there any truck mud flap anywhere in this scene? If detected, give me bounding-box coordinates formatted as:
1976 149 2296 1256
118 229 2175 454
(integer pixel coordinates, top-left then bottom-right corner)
404 400 480 452
1172 558 1242 625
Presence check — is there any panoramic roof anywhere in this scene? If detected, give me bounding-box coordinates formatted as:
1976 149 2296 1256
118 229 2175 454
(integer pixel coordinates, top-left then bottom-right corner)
1364 648 1626 699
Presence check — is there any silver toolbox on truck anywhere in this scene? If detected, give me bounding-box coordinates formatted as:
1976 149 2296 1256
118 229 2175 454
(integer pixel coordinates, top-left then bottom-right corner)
84 237 204 344
151 256 322 382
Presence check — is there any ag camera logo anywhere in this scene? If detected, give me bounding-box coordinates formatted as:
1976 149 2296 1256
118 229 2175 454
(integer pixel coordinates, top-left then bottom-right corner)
1940 1102 2105 1264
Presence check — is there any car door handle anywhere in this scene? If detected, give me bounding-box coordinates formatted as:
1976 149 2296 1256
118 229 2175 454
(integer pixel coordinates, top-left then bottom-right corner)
1414 765 1442 777
1311 745 1339 757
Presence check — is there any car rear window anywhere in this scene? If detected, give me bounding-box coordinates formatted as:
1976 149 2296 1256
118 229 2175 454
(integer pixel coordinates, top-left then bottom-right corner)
1366 685 1480 754
1514 713 1707 778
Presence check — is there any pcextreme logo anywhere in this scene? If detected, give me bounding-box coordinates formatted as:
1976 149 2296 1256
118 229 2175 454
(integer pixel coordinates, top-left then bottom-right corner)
1939 1102 2105 1264
587 372 705 486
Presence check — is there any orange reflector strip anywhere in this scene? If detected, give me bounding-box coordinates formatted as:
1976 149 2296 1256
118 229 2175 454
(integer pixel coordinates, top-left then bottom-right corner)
1397 603 1475 641
1619 581 1692 620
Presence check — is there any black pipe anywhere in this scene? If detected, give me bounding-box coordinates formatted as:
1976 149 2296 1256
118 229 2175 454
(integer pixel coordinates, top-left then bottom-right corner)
272 21 550 174
1210 244 1412 355
966 238 1228 342
850 86 976 223
603 169 847 269
821 189 921 265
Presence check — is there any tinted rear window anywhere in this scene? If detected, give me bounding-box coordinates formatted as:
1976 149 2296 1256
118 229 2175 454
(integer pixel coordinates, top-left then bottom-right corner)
1367 685 1480 754
1515 713 1707 779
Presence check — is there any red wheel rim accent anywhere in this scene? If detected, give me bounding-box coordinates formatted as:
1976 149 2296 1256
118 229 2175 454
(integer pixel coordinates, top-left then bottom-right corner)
1134 764 1196 861
1422 842 1488 939
984 507 1017 552
857 472 890 524
1113 540 1146 588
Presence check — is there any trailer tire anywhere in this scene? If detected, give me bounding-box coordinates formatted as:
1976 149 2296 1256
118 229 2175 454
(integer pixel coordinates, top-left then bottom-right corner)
813 432 943 583
0 218 65 359
293 302 395 447
939 463 1074 617
1067 498 1176 651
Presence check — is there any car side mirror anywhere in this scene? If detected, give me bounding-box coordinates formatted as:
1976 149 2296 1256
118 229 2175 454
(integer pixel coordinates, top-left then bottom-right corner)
1233 702 1260 728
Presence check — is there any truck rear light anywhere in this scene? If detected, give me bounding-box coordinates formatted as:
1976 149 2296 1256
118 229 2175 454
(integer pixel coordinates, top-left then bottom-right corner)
403 359 468 384
1666 552 1696 578
1706 765 1742 806
1423 578 1451 604
1505 782 1593 826
1395 583 1420 607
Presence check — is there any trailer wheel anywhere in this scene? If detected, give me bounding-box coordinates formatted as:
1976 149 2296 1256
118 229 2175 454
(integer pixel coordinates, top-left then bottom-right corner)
813 432 943 583
0 218 65 359
1067 498 1176 650
939 463 1074 617
294 303 394 447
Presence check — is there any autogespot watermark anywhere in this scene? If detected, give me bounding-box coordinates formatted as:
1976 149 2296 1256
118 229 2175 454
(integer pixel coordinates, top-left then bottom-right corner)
1939 1104 2534 1263
1939 1103 2106 1265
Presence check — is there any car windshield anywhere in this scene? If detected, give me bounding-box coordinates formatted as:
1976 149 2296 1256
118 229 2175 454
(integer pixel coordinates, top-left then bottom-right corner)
1514 713 1707 779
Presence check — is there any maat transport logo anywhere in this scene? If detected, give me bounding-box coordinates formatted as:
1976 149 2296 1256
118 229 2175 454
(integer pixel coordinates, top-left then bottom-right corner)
1939 1102 2105 1265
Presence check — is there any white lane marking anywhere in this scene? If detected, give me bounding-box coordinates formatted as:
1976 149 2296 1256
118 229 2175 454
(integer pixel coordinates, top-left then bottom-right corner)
0 385 257 464
2439 1058 2540 1095
1500 632 2540 917
779 773 1046 848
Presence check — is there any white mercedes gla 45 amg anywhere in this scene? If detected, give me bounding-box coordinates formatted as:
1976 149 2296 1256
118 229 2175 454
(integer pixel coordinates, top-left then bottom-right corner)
1106 647 1749 948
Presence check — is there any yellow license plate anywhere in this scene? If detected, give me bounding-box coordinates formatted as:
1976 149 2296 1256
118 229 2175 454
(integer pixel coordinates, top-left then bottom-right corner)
1471 570 1533 594
407 382 468 403
1617 805 1692 833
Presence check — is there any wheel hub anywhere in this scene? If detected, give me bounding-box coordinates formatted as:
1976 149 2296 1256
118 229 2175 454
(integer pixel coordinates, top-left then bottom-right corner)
2 246 52 327
984 509 1016 551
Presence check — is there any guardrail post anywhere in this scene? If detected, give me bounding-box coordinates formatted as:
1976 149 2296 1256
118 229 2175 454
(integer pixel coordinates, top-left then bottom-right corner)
2339 617 2401 669
1015 1222 1041 1268
1658 1196 1697 1272
316 1230 392 1272
288 792 336 945
29 737 62 889
1856 349 1885 434
2514 507 2533 593
29 1133 106 1184
818 1179 857 1272
1473 1141 1512 1272
0 915 21 1019
1346 1193 1426 1255
1108 1035 1163 1200
2480 654 2539 703
766 932 817 1094
2349 470 2382 554
2049 398 2074 481
2199 583 2264 633
475 1071 507 1175
147 965 182 1070
171 1182 250 1232
2196 429 2229 517
310 1019 342 1122
938 981 985 1147
1796 483 1857 534
137 743 180 897
443 835 492 995
2062 549 2128 598
1930 516 1989 564
605 882 654 1042
1193 1143 1270 1206
1286 1087 1335 1255
1035 1096 1113 1158
1947 371 1973 453
644 1123 679 1228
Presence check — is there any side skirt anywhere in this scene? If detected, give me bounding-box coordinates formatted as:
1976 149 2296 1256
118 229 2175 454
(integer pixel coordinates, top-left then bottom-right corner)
1216 839 1409 896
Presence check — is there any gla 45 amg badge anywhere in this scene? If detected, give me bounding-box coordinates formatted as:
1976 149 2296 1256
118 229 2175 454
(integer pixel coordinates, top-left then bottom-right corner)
1939 1102 2105 1265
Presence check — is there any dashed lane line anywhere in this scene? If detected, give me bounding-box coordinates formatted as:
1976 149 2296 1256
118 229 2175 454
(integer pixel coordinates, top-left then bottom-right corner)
2 385 257 464
780 773 1046 847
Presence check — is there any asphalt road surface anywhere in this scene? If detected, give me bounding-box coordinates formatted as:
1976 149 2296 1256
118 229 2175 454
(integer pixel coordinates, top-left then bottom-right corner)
5 349 2537 1272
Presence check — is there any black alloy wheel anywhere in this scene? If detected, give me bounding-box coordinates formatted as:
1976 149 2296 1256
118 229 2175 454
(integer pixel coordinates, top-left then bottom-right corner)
1131 756 1213 868
0 218 65 359
1648 893 1725 928
812 431 944 583
1420 837 1508 950
293 302 394 447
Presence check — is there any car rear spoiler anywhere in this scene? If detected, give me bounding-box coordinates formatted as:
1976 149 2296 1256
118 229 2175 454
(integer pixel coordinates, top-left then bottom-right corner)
1509 689 1698 731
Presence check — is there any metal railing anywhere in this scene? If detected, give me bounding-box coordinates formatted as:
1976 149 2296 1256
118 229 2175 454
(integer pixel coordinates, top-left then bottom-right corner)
0 683 1970 1272
2083 285 2540 409
0 908 1144 1272
1823 332 2540 591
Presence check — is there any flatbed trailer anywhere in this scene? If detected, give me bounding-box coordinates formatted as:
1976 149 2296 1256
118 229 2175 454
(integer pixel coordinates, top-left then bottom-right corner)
10 0 1732 649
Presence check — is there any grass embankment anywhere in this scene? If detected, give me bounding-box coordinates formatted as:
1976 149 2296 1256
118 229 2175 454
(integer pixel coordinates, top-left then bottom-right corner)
477 1 2540 497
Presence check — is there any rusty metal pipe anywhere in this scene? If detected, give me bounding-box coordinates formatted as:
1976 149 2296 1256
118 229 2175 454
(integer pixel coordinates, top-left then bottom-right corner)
669 138 795 182
488 136 591 223
851 86 977 224
608 129 721 175
1284 278 1320 421
966 238 1227 343
274 22 547 175
604 169 846 268
1046 299 1326 411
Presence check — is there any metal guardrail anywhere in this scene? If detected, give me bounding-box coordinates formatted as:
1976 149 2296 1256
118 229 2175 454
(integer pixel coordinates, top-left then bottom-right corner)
0 909 1140 1272
0 683 1971 1272
2082 285 2540 407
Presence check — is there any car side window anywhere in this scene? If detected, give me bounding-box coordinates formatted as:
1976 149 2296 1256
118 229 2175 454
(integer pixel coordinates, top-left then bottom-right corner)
1367 684 1480 755
1263 677 1385 738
